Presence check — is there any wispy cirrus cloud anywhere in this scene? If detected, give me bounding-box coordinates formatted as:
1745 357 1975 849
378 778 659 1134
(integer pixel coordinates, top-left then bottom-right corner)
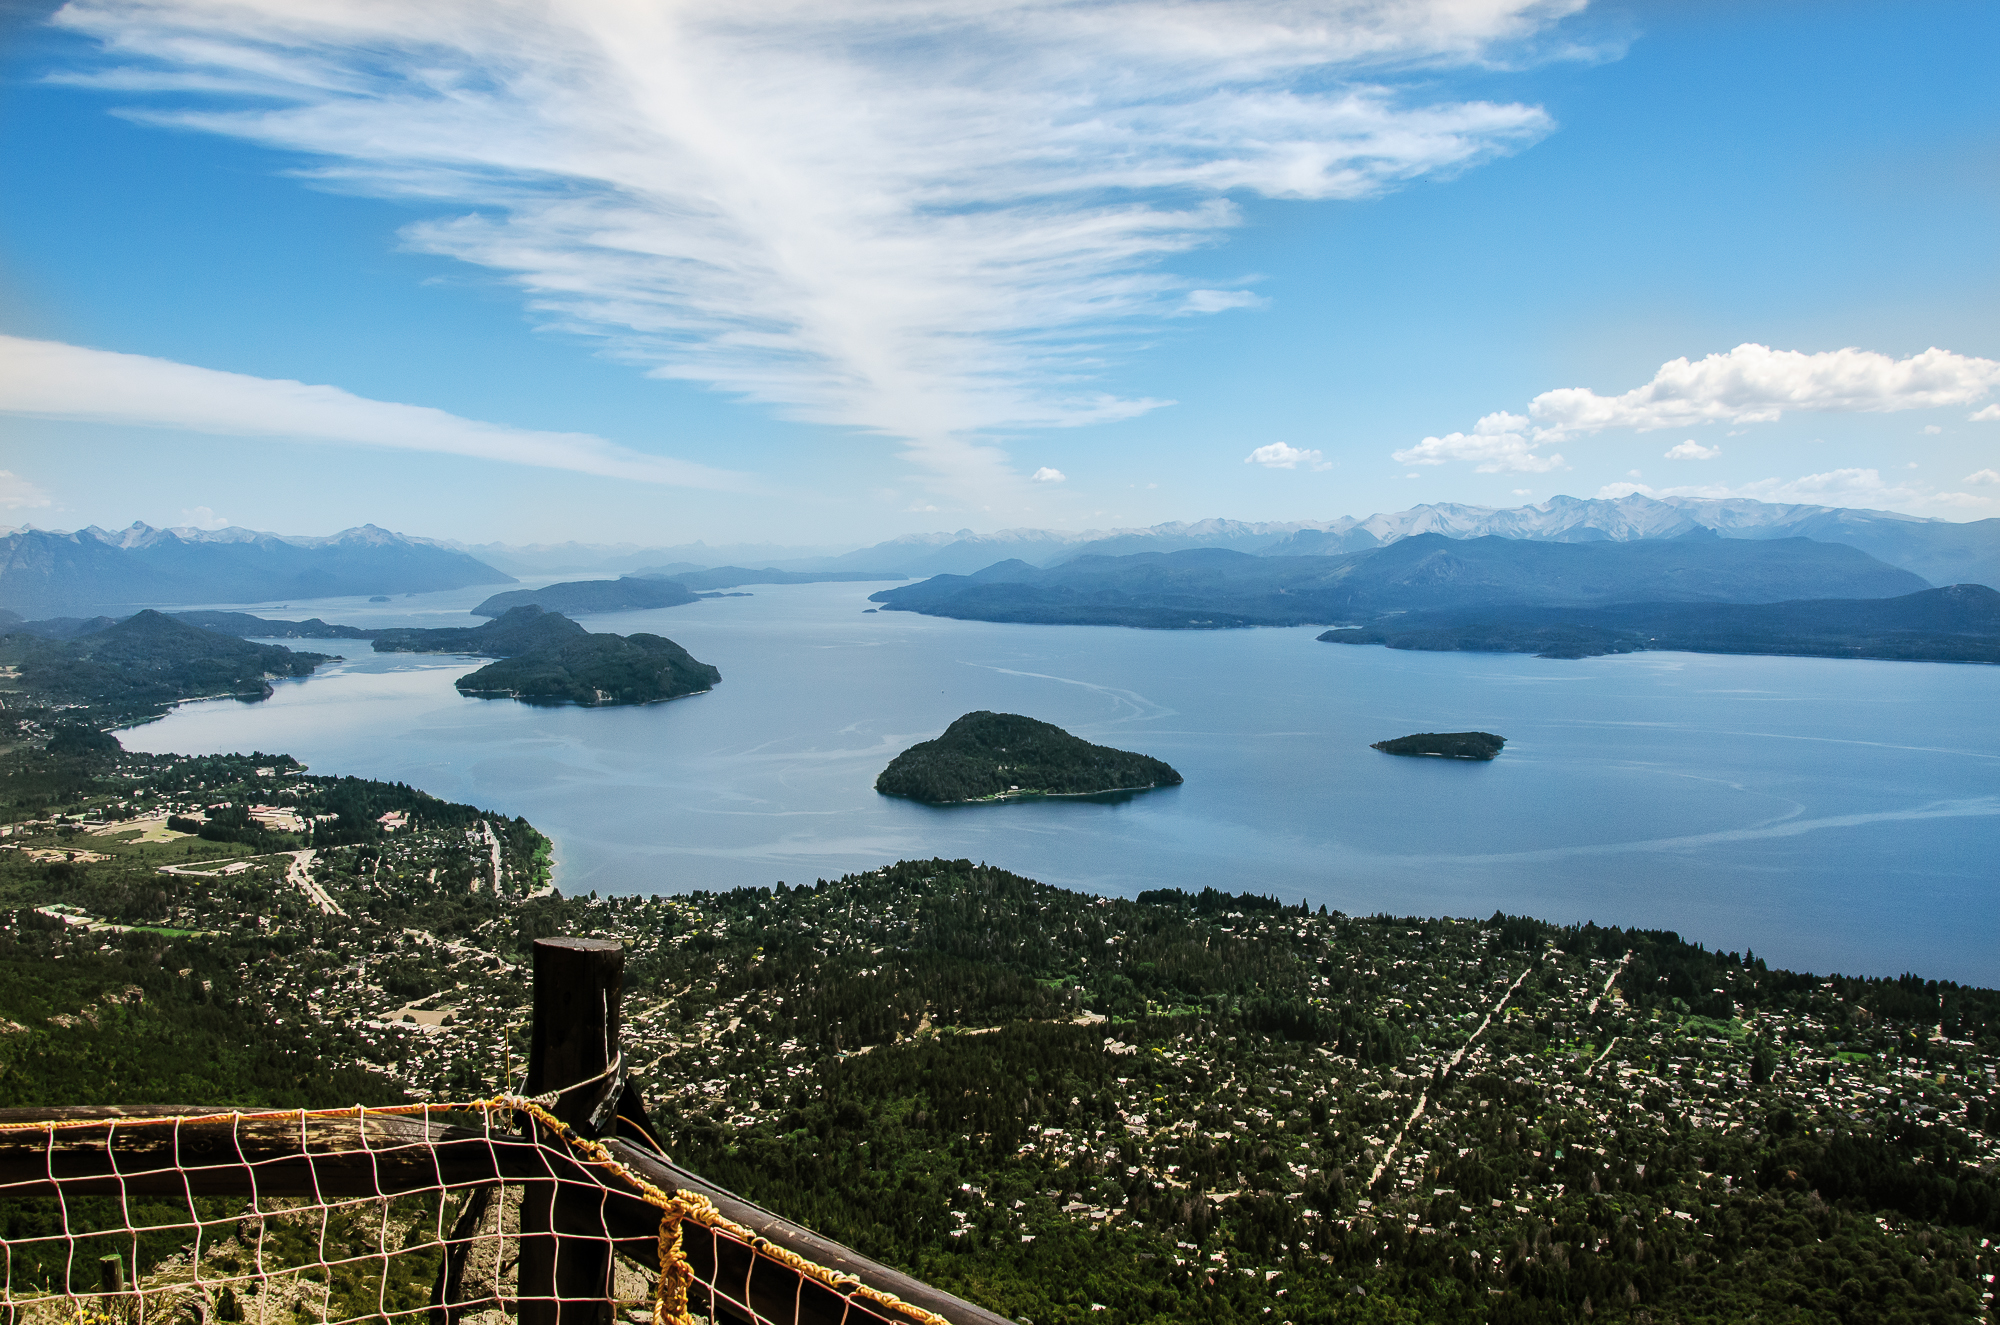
1404 343 2000 474
52 0 1580 492
0 335 742 487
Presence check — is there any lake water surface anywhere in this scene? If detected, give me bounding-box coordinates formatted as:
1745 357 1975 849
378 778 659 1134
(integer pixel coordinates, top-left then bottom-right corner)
123 582 2000 985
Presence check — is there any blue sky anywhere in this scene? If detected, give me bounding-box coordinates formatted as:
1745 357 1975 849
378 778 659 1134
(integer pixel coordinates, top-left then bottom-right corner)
2 0 1996 546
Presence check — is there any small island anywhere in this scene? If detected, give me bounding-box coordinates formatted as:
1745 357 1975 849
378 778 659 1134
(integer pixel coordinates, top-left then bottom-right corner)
472 576 699 618
455 631 719 706
369 606 720 707
1371 731 1506 760
877 711 1183 804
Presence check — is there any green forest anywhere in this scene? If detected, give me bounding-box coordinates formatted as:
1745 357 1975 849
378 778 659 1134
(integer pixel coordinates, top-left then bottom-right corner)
0 660 1995 1323
876 711 1184 804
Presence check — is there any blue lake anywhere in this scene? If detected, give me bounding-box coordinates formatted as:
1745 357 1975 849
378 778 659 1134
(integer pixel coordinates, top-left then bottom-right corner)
123 581 2000 986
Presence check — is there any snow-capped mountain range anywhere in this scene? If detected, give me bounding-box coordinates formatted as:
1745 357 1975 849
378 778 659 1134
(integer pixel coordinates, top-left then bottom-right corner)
0 522 514 617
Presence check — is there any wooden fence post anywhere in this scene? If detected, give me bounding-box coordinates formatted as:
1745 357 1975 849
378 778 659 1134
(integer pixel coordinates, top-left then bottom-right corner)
519 937 624 1325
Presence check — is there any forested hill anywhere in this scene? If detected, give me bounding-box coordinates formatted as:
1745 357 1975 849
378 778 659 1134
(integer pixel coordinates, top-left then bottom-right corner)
876 711 1183 803
369 604 589 654
455 631 719 705
370 606 721 706
1320 582 2000 662
0 610 332 724
869 533 1931 629
471 576 699 617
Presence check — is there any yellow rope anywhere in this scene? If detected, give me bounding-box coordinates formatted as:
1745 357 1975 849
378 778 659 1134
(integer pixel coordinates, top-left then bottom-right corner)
0 1098 953 1325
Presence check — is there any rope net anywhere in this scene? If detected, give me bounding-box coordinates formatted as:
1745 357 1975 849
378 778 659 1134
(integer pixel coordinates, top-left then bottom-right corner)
0 1099 948 1325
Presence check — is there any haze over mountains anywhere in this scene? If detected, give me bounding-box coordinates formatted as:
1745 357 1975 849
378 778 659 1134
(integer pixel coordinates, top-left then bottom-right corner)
459 493 2000 587
4 494 1995 619
868 532 1936 629
0 522 512 616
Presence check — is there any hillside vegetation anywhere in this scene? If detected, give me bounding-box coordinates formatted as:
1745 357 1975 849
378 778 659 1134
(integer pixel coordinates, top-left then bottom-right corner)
456 631 719 705
876 712 1183 804
471 576 699 617
0 611 332 724
870 533 1931 630
1320 583 2000 663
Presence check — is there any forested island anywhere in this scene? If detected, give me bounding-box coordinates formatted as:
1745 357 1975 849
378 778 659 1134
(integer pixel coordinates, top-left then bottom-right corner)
372 605 721 706
455 631 719 705
876 711 1183 804
635 565 908 590
1318 582 2000 663
471 576 700 617
1372 731 1506 760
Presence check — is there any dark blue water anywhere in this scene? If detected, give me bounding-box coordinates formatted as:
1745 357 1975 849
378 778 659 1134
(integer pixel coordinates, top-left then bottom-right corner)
124 582 2000 985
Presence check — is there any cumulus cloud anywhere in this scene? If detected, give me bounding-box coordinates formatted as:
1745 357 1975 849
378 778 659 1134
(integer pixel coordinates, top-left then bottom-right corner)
51 0 1572 483
0 336 741 487
1600 468 1930 508
1392 411 1563 473
1966 469 2000 486
177 505 230 530
1974 405 2000 422
1530 344 2000 437
1245 441 1329 471
1029 467 1067 483
1403 343 2000 473
0 470 52 511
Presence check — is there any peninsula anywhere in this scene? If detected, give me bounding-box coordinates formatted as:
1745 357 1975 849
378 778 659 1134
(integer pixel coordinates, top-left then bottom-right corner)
876 711 1182 804
1371 731 1506 760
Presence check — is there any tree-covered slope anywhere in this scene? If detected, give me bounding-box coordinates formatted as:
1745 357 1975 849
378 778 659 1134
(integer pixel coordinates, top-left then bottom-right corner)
1371 731 1506 759
876 711 1183 803
455 630 720 705
1319 582 2000 662
368 603 590 654
471 576 700 617
0 610 332 724
870 534 1933 629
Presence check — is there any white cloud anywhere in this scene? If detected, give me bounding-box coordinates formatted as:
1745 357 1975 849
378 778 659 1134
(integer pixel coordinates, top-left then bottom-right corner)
51 0 1571 484
0 470 53 510
1973 404 2000 422
1530 344 2000 436
1404 342 2000 474
1392 411 1563 473
1029 467 1067 483
1922 424 1942 435
1178 290 1266 316
1511 488 1532 496
1601 468 1921 508
177 505 229 530
0 336 741 487
1244 441 1329 471
1966 469 2000 486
